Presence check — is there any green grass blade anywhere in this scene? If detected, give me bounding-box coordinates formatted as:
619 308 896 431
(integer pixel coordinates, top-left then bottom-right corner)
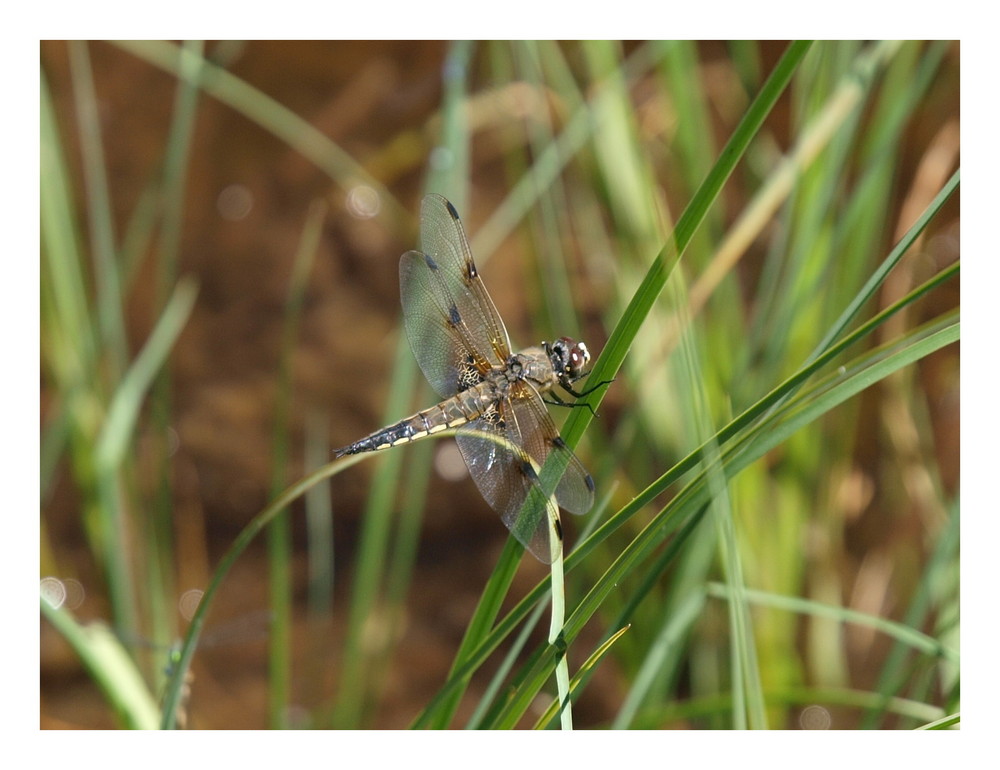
266 200 326 727
560 41 814 451
67 41 128 380
916 712 960 730
612 590 707 729
95 279 198 471
41 597 160 729
706 584 958 665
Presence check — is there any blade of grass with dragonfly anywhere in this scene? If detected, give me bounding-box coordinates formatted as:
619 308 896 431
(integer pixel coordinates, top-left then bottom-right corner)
469 290 957 729
42 41 957 730
416 90 956 730
413 40 814 729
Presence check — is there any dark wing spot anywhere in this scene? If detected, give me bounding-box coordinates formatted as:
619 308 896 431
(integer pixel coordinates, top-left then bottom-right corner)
466 260 478 280
444 199 461 221
448 303 462 327
553 516 563 541
552 436 567 450
519 459 539 483
584 473 596 492
424 253 439 271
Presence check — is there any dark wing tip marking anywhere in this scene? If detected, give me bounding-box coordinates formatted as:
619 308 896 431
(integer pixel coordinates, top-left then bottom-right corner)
551 435 596 490
553 516 563 541
444 199 461 221
448 303 462 327
423 252 439 271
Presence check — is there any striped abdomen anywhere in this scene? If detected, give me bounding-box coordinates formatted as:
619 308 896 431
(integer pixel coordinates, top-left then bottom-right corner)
335 380 500 456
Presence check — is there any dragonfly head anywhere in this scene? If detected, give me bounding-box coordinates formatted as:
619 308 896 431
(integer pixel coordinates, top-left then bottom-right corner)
547 337 591 385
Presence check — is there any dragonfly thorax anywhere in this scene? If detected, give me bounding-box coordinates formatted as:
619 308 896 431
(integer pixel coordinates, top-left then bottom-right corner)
498 349 550 391
500 337 591 396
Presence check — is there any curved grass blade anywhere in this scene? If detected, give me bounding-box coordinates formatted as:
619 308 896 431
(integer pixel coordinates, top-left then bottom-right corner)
705 584 958 665
158 455 361 728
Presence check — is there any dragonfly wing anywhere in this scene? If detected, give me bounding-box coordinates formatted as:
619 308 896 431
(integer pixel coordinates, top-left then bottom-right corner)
399 250 479 398
399 194 512 398
456 415 559 564
456 383 594 563
506 383 595 517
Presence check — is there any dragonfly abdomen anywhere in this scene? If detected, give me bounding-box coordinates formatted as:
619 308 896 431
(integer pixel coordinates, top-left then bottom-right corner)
335 383 497 456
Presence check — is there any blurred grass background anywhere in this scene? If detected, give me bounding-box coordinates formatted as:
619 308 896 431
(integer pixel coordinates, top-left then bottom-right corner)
40 40 959 729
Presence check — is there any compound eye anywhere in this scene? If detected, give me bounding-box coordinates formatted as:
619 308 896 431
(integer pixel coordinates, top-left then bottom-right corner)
567 341 590 375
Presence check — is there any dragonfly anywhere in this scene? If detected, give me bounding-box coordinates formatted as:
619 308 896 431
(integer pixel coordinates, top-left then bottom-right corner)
336 194 599 563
